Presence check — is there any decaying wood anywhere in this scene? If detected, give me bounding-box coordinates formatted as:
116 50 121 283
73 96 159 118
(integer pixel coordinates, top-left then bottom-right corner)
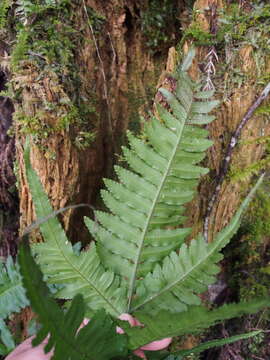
0 40 18 256
204 82 270 240
11 0 183 244
0 98 18 256
184 0 270 244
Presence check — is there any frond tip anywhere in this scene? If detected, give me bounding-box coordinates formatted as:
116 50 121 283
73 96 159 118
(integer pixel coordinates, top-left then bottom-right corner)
123 298 270 350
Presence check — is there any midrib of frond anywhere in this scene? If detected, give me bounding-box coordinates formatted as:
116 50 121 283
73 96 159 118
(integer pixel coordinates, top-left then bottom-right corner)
130 220 238 313
37 195 122 316
127 99 194 312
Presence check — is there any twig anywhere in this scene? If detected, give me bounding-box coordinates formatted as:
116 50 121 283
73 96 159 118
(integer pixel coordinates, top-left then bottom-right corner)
251 355 265 360
255 309 267 329
22 203 96 236
203 82 270 241
28 50 46 61
107 31 116 64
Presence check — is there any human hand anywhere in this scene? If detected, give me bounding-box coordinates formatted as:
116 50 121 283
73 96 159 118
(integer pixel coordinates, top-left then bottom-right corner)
118 313 172 359
5 336 53 360
5 315 171 360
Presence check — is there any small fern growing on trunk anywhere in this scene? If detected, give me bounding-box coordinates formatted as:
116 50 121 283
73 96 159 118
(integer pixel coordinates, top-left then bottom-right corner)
22 51 269 352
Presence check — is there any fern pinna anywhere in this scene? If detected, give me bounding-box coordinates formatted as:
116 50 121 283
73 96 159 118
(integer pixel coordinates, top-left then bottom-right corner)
17 241 127 360
24 52 269 348
0 257 29 354
84 52 219 312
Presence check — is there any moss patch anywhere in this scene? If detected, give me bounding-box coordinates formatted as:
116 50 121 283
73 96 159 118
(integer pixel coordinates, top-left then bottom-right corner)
4 0 103 151
141 0 182 53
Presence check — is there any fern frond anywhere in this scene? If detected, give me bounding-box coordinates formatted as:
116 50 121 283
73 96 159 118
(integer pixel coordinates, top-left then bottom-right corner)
0 319 15 355
24 143 126 316
122 298 269 350
0 256 29 319
85 58 219 311
18 241 127 360
174 330 263 358
131 176 264 313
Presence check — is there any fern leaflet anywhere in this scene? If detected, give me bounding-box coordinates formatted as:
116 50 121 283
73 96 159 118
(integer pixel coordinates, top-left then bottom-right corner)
173 330 263 358
131 175 264 313
25 52 268 333
18 240 127 360
0 256 29 319
24 142 126 316
122 298 269 350
85 59 219 311
0 319 15 356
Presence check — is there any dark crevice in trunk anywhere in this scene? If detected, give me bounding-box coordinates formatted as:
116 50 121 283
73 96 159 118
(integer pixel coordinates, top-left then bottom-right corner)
0 74 19 258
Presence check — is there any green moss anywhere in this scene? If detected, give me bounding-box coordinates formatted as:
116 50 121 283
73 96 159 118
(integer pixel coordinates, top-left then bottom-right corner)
246 332 267 359
11 28 29 69
74 131 96 150
56 105 80 131
244 185 270 243
0 0 10 29
85 6 106 33
8 0 102 151
181 2 270 63
257 72 270 86
255 104 270 116
229 131 270 183
15 112 54 139
229 156 270 183
220 3 270 54
141 0 181 52
11 4 79 72
10 1 106 71
225 182 270 303
182 24 214 46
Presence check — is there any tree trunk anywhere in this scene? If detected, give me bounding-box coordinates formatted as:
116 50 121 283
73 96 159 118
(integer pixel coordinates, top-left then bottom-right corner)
1 0 269 351
1 0 184 244
184 0 270 241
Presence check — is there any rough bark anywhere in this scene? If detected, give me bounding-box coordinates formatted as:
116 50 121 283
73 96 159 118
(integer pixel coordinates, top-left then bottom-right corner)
184 0 270 242
181 0 270 353
0 39 18 257
1 0 269 350
7 0 183 243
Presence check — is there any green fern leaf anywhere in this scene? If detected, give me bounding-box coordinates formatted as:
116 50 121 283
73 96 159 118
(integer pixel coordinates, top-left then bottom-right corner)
0 319 15 355
24 142 126 316
85 62 219 312
174 330 263 358
180 47 196 72
122 298 269 350
0 256 29 319
18 241 127 360
131 176 264 313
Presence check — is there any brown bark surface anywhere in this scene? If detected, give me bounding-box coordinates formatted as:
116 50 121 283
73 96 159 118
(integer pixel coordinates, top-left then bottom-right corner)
12 0 182 243
0 0 269 351
2 0 268 250
184 0 270 241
